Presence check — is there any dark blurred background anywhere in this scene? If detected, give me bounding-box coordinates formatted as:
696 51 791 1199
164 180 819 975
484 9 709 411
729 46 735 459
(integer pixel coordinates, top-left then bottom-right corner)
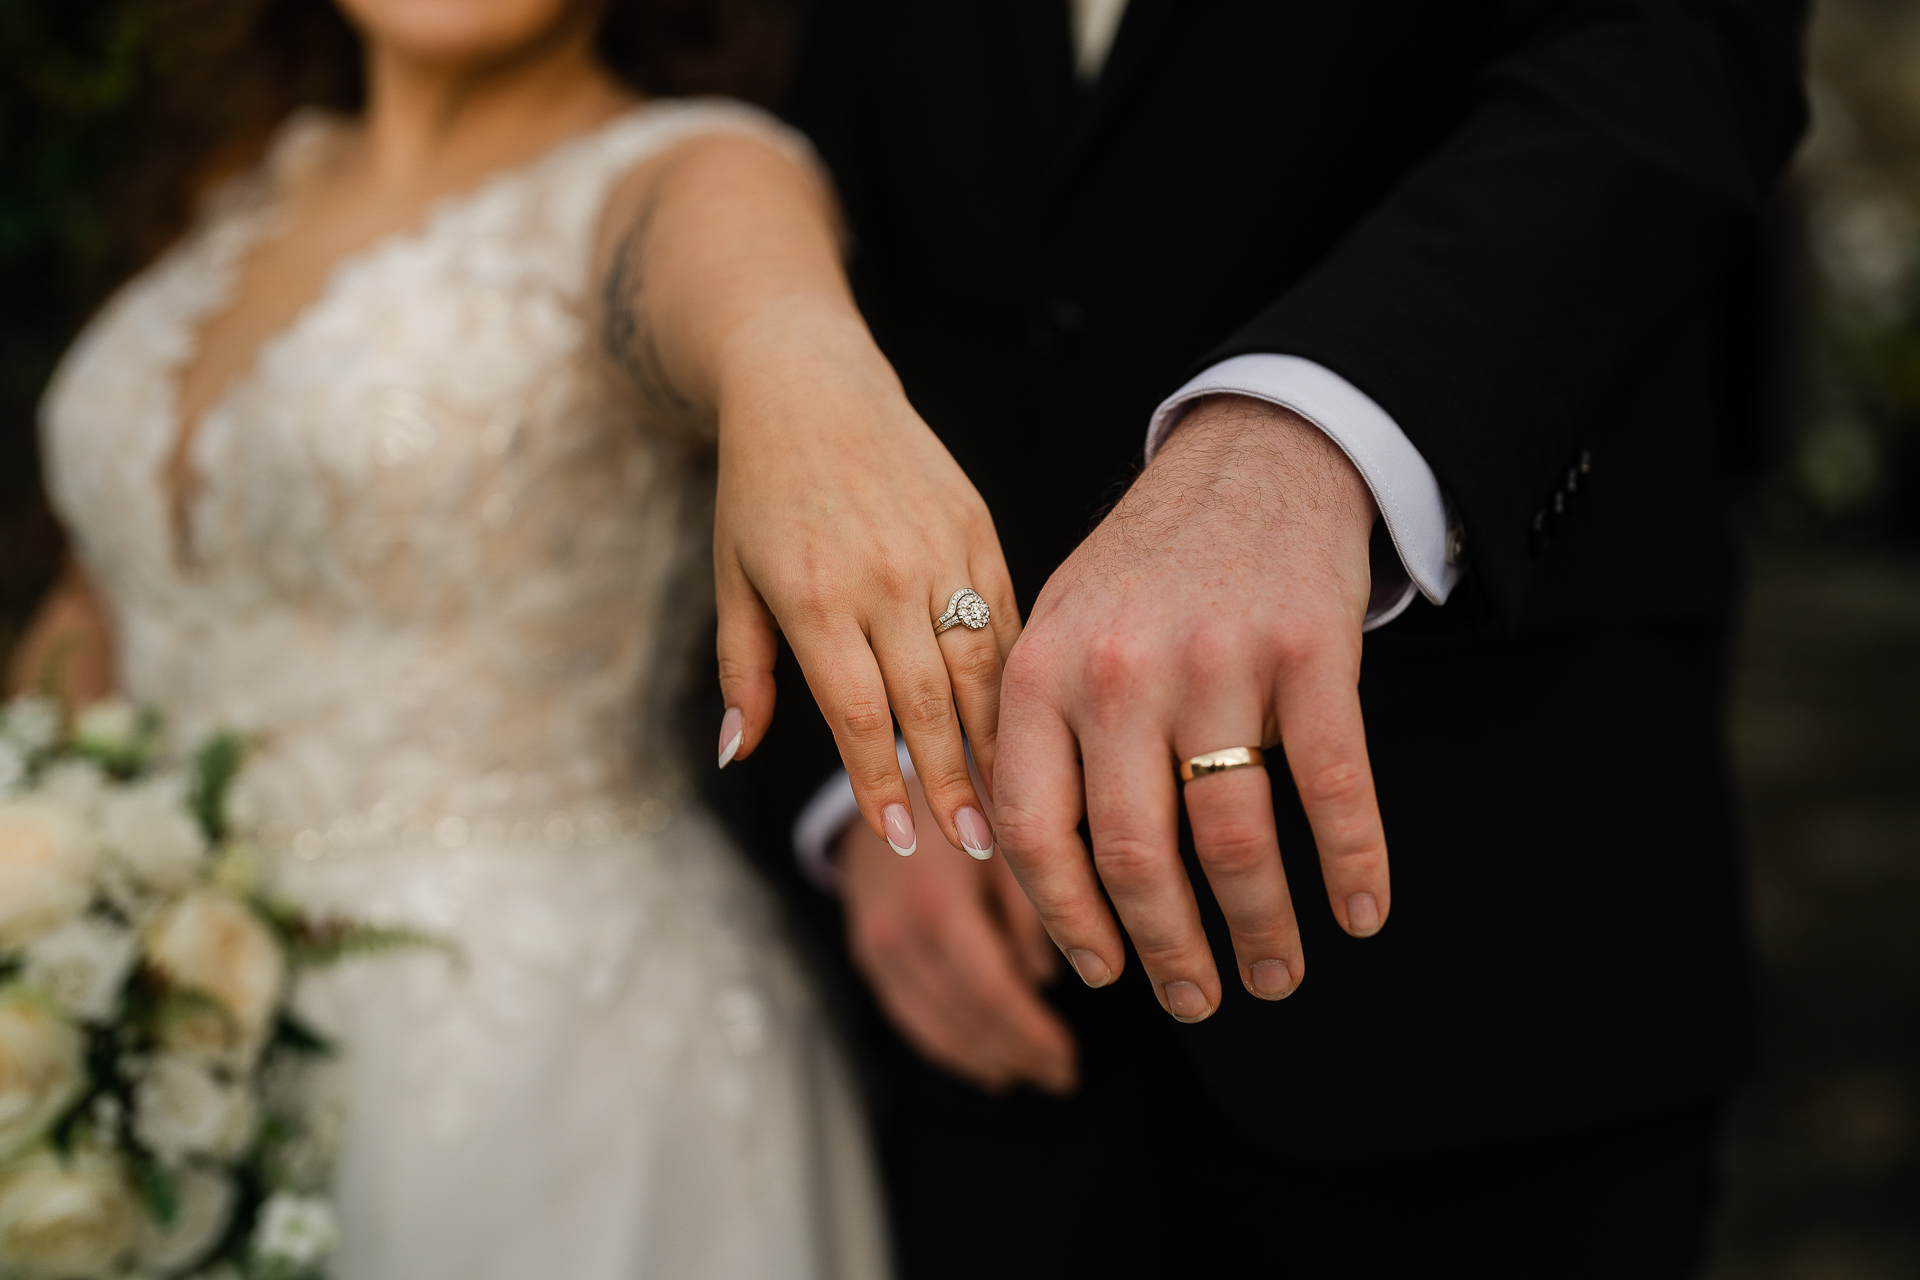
3 2 1915 1272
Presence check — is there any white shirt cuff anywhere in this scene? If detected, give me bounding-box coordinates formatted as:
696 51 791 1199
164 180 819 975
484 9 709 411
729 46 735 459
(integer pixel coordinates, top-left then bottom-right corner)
791 739 919 893
1146 354 1461 630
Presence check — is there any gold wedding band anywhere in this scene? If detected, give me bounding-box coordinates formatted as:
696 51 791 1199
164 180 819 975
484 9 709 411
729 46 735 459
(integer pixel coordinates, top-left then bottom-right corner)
1179 746 1266 781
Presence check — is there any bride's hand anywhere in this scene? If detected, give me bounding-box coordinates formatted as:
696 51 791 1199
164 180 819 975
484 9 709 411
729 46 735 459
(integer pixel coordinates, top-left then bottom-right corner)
592 131 1015 856
712 298 1020 857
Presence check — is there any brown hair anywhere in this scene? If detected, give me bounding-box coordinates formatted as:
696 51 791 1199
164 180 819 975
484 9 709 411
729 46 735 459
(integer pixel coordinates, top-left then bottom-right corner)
112 0 806 273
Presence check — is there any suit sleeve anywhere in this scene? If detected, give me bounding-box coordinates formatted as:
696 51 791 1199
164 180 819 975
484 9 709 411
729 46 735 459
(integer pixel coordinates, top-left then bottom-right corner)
1205 0 1807 628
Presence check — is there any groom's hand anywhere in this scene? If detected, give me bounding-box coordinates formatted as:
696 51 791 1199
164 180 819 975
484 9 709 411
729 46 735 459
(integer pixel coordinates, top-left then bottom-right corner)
994 397 1390 1022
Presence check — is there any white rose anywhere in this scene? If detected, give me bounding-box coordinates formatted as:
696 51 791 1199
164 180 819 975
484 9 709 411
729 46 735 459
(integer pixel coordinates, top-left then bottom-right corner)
144 893 284 1050
134 1164 234 1277
248 1193 337 1270
72 700 139 758
154 998 247 1073
23 918 138 1023
0 989 86 1161
131 1056 254 1166
0 696 60 755
101 776 208 893
0 798 96 951
33 762 106 824
0 1147 138 1279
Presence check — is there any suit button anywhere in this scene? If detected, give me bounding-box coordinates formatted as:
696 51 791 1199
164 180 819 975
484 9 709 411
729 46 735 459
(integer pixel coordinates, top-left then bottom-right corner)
1565 466 1580 493
1552 490 1566 515
1579 448 1592 474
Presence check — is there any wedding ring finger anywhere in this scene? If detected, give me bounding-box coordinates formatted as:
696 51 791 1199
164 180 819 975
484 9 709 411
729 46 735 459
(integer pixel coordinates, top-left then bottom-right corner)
932 584 1008 852
1177 736 1303 1000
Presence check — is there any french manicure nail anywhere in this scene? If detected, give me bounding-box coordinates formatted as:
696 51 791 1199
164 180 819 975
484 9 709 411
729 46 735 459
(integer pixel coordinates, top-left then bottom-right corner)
1066 948 1111 988
1164 980 1212 1022
883 804 917 856
1346 892 1382 937
956 807 994 860
1249 959 1294 999
716 707 743 769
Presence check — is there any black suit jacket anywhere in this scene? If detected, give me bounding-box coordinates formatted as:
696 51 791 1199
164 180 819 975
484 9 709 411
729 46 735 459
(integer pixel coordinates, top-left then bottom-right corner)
722 0 1807 1159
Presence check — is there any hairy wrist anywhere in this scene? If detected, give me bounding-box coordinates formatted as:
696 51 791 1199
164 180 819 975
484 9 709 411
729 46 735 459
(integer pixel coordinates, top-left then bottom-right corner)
1144 395 1376 539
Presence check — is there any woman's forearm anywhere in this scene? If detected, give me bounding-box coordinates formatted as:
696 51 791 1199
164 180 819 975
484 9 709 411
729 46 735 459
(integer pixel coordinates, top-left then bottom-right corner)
596 132 880 424
7 555 117 703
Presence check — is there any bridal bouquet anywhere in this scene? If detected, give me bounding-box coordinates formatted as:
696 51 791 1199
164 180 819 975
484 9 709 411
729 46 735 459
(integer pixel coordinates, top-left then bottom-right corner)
0 695 415 1280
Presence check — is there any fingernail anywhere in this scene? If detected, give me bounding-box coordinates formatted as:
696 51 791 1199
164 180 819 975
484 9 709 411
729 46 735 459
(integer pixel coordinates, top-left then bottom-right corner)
956 806 994 859
1249 959 1294 999
1065 948 1111 988
716 707 743 769
1346 892 1381 937
883 803 917 856
1164 980 1212 1022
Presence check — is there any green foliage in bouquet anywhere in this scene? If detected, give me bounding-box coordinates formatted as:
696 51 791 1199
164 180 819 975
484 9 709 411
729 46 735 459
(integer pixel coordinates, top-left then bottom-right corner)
0 693 425 1280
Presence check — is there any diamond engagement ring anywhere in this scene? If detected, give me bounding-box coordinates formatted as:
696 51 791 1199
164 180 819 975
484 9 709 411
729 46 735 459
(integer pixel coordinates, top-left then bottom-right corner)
933 588 992 635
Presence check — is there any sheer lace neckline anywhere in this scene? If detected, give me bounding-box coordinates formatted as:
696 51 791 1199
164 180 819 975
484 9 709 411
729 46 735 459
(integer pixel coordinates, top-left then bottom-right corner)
41 95 809 834
161 101 654 558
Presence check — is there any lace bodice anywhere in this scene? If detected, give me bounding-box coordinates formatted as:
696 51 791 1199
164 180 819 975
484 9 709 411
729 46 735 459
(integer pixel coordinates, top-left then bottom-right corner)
42 101 792 847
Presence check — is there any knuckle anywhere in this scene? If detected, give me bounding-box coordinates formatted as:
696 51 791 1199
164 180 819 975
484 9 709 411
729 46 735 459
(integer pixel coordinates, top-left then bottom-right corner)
990 802 1049 859
1132 934 1199 974
1193 820 1271 877
946 639 1002 690
1089 831 1168 889
959 495 995 537
1327 839 1388 875
1176 618 1239 682
836 698 895 742
1268 625 1323 675
1000 643 1053 702
870 555 915 601
790 593 838 631
899 683 956 733
714 655 762 693
916 762 973 803
786 568 845 627
1298 757 1368 812
1085 631 1146 699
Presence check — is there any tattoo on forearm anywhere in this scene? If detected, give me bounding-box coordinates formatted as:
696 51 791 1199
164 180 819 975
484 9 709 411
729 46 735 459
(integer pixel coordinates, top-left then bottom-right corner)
601 193 698 422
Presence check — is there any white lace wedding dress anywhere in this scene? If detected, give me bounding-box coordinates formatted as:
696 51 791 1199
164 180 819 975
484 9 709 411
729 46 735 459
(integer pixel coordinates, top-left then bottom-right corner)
40 100 890 1280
